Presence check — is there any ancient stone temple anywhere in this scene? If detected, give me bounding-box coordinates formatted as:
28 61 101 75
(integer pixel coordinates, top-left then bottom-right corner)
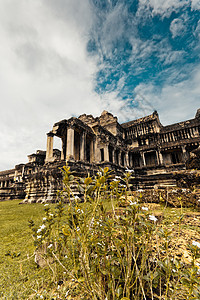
0 109 200 202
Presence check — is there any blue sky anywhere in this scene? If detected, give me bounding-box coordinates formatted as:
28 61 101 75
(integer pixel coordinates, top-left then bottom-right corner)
88 0 200 119
0 0 200 169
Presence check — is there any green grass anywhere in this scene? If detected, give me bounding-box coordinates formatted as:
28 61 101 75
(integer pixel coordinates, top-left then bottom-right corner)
0 198 199 299
0 200 55 299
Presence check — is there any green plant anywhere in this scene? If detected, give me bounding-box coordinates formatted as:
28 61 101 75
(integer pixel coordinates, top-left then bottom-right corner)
30 166 200 300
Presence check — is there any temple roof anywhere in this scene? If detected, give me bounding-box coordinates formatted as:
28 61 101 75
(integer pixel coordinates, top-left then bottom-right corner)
121 111 161 128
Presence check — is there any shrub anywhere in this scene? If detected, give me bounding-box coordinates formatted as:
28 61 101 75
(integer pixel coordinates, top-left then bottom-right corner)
30 166 200 300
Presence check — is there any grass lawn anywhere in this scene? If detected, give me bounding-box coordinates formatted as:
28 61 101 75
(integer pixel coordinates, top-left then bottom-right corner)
0 199 199 299
0 200 55 299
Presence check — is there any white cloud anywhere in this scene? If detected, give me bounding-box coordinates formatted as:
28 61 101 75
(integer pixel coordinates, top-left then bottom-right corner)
191 0 200 10
170 18 186 38
138 0 189 18
0 0 104 170
158 49 185 65
95 3 130 59
129 35 185 67
134 65 200 125
194 19 200 37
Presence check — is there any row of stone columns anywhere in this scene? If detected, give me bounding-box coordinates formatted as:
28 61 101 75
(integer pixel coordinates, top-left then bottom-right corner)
0 180 11 188
103 145 128 167
139 145 189 167
161 127 199 144
46 128 95 163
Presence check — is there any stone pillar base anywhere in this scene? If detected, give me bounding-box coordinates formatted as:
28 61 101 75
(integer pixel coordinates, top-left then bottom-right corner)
66 155 75 162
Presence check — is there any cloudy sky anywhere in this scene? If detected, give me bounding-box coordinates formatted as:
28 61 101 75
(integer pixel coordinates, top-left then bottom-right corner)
0 0 200 170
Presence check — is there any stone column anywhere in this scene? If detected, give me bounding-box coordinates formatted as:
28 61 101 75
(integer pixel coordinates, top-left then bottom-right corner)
125 152 129 168
110 147 114 163
94 139 100 163
104 145 109 162
113 149 117 164
66 127 75 161
142 152 146 167
118 150 122 166
61 137 65 160
182 145 189 162
157 150 163 165
193 127 199 137
45 132 54 162
80 132 86 161
90 138 95 163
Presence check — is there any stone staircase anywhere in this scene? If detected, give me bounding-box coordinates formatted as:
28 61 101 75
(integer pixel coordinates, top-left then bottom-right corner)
130 173 177 190
193 185 200 200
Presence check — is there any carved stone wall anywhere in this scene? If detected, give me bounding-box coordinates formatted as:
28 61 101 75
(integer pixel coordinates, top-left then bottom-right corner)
0 109 200 203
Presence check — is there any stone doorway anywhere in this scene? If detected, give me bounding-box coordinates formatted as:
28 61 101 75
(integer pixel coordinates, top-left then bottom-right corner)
145 151 158 166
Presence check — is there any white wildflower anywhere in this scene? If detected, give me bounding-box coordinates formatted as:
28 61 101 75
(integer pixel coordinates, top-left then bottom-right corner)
172 269 176 273
192 241 200 248
74 195 80 200
37 235 42 239
42 217 47 221
37 224 46 233
129 200 137 205
119 184 126 188
196 263 200 275
49 213 54 217
141 206 148 211
64 255 68 259
65 290 69 297
40 296 44 299
149 215 158 222
113 178 119 182
125 168 134 173
47 244 53 249
89 217 94 229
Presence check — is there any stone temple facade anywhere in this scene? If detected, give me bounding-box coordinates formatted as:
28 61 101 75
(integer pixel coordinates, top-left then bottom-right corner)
0 109 200 202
